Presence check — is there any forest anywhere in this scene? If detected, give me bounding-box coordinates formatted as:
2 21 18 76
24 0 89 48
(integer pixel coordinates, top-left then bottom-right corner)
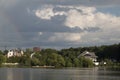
0 43 120 68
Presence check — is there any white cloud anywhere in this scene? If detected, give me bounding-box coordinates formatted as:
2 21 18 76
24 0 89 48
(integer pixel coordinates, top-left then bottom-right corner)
34 5 120 45
35 5 120 30
64 6 120 30
57 5 96 13
35 6 54 20
35 5 67 20
49 32 86 42
35 5 96 21
65 9 96 29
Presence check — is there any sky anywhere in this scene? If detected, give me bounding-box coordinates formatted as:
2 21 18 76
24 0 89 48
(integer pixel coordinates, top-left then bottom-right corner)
0 0 120 49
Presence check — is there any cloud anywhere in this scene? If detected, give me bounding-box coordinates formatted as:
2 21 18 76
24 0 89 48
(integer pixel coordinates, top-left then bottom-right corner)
65 9 95 29
34 5 96 21
34 5 120 46
35 5 67 20
0 0 120 49
64 5 120 30
34 5 120 30
48 32 86 42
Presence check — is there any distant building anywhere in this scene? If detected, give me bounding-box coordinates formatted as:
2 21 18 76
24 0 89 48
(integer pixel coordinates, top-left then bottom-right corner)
33 47 41 52
78 51 97 62
78 51 99 65
7 49 24 58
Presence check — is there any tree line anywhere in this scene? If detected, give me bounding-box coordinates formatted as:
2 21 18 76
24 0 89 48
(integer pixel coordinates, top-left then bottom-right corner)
0 43 120 68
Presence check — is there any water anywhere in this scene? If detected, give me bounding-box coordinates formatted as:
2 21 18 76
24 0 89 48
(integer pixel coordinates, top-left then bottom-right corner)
0 68 120 80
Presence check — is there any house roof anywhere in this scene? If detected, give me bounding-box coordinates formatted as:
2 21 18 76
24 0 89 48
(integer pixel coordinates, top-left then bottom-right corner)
78 51 97 58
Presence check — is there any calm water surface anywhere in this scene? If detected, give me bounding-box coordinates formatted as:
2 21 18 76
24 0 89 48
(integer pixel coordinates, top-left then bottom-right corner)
0 68 120 80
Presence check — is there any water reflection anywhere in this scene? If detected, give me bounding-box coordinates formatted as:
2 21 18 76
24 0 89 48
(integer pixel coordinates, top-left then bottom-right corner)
0 68 120 80
6 68 14 80
6 68 24 80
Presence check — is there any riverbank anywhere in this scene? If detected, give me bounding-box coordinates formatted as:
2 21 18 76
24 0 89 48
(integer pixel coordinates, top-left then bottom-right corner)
32 65 55 68
1 65 120 71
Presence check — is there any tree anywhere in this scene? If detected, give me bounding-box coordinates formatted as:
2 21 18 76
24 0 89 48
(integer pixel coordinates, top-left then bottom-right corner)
79 57 94 67
65 61 72 67
46 53 58 66
3 50 8 55
7 56 21 63
31 57 40 66
0 54 6 66
0 50 3 55
83 58 94 67
19 56 31 66
65 57 73 67
56 55 65 67
73 58 80 67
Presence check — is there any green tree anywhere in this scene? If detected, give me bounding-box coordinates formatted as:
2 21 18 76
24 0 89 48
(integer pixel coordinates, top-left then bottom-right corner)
56 55 65 67
3 50 8 55
7 56 21 63
0 50 3 55
73 58 80 67
66 61 72 67
83 58 94 67
46 53 58 66
31 57 40 66
0 54 6 66
79 57 94 67
65 57 73 67
19 56 31 66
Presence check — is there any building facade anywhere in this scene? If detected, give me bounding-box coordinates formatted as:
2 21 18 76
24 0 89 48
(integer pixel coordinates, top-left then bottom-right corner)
33 47 41 52
7 49 24 58
78 51 99 65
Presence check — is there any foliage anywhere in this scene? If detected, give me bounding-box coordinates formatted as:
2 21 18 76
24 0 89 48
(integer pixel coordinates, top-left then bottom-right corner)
0 54 6 66
19 56 31 66
0 43 120 68
80 57 94 67
7 56 21 63
73 58 80 67
31 57 40 66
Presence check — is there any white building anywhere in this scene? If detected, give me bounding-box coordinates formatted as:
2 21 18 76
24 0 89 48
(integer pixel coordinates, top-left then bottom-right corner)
78 51 99 65
7 49 24 58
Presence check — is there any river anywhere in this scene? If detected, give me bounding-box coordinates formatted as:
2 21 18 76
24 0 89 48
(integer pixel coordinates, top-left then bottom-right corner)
0 67 120 80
